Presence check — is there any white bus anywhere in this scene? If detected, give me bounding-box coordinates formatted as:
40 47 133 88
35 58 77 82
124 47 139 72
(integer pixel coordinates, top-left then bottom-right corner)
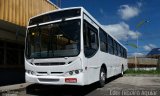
25 7 127 87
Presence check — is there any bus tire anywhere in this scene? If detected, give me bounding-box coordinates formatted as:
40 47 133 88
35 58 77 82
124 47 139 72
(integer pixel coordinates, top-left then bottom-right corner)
98 67 106 88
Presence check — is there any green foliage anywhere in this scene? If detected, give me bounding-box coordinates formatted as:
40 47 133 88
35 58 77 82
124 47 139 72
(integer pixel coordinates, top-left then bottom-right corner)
126 69 160 74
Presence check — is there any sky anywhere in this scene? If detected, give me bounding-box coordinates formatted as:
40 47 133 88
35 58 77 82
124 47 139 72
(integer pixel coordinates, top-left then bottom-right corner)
51 0 160 56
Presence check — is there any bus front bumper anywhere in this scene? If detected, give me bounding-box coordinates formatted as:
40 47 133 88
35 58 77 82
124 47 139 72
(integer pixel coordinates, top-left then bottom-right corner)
25 73 84 86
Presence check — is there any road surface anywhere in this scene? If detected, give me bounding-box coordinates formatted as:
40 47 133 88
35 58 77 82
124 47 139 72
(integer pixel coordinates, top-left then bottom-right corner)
1 75 160 96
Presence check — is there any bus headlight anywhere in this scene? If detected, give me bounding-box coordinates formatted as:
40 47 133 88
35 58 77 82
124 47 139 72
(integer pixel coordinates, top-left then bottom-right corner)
65 69 83 76
75 70 79 74
26 70 36 75
69 71 73 75
31 71 35 75
26 70 31 74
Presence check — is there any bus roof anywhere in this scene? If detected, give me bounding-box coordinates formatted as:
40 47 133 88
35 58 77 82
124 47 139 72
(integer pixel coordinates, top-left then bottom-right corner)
28 7 82 20
28 7 127 50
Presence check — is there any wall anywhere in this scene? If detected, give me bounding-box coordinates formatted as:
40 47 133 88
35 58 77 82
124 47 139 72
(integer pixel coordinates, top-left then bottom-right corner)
0 0 58 86
0 0 57 27
128 57 158 68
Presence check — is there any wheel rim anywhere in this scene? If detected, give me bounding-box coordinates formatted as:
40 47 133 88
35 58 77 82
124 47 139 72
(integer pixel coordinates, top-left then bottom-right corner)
101 71 105 82
121 67 124 75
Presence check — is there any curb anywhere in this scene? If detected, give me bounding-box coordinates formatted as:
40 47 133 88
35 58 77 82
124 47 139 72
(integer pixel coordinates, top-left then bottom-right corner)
124 74 160 77
0 83 32 93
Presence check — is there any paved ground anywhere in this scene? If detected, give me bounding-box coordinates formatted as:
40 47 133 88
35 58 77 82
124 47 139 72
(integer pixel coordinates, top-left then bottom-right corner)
1 75 160 96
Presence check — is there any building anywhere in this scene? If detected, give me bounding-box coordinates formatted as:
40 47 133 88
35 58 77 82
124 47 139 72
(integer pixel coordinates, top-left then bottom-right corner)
0 0 58 86
128 57 157 70
147 48 160 59
128 48 160 70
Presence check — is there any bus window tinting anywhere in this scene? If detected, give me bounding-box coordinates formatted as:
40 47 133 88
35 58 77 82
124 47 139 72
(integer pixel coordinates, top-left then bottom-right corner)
84 20 98 57
99 27 127 58
108 36 114 54
29 9 81 26
26 19 81 59
99 28 108 53
114 41 118 56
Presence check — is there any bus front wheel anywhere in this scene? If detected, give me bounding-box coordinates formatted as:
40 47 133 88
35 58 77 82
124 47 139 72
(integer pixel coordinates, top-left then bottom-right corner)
98 67 106 88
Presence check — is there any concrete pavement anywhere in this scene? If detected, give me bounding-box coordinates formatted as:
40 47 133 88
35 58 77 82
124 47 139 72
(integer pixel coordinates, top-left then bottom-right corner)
0 75 160 96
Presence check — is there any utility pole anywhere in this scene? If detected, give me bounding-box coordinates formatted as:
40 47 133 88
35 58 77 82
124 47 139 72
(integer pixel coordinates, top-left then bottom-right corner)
134 20 149 70
57 0 61 8
157 57 160 70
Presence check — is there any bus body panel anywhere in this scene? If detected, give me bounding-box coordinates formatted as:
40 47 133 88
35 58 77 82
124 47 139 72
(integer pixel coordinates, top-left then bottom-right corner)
25 56 86 85
25 72 84 85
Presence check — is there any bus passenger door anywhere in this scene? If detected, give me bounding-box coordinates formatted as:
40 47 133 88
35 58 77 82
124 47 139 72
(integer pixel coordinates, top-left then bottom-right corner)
83 20 100 84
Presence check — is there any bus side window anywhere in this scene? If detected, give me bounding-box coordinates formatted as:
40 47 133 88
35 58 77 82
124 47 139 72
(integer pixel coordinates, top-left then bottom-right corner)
83 20 98 57
117 44 121 56
114 41 118 56
99 28 108 53
108 36 114 55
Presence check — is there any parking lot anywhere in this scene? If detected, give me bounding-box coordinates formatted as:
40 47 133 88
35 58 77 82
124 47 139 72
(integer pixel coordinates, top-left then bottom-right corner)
1 75 160 96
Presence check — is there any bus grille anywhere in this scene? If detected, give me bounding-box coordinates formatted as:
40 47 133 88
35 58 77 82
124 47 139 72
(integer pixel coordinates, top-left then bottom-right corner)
38 78 59 82
34 62 65 66
36 72 63 76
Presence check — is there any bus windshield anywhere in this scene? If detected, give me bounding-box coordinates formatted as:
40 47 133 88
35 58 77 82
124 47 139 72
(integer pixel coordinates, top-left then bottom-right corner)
26 19 81 59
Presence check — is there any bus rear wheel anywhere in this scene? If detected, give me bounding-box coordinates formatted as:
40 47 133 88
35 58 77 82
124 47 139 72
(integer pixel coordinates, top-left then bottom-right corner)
120 65 124 77
98 67 106 88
